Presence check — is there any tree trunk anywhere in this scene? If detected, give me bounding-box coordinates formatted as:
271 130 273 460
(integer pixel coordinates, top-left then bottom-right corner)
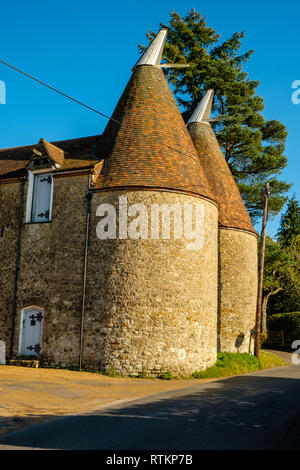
262 288 283 333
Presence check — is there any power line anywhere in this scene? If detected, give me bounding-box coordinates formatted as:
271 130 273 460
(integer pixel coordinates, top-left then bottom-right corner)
0 58 121 125
1 56 294 210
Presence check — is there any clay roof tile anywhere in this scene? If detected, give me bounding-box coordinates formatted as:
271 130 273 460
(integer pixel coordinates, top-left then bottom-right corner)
93 33 216 202
0 136 102 179
187 91 256 234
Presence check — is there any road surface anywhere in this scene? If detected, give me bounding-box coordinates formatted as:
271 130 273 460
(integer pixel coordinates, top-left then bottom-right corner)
1 351 300 450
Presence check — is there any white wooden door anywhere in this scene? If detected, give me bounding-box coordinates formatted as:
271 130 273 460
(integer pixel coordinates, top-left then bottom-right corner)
20 308 43 356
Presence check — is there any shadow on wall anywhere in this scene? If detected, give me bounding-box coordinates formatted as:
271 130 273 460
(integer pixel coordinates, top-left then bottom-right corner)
235 332 245 350
217 326 255 353
0 374 300 450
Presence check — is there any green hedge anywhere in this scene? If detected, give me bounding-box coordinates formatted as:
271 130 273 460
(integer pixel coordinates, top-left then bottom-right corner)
267 312 300 350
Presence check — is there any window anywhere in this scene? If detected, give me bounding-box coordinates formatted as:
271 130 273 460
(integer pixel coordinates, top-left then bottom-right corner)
26 172 53 223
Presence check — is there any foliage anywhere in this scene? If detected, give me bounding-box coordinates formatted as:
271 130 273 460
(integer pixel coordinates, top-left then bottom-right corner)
158 371 175 380
128 371 149 379
270 289 300 316
260 332 268 345
265 200 300 316
140 9 291 223
104 366 123 378
276 197 300 247
262 235 300 325
135 372 148 379
263 236 292 293
191 351 285 378
267 312 300 350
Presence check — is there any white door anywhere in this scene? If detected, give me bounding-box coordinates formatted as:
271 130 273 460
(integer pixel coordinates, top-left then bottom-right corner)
20 308 43 356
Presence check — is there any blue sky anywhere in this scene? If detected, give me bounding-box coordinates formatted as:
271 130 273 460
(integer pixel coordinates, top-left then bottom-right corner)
0 0 299 236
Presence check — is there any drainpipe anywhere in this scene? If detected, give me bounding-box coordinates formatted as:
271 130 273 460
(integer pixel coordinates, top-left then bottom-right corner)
79 174 92 370
11 178 25 358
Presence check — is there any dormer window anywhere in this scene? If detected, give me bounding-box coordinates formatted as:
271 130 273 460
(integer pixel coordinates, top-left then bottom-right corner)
26 172 53 223
32 158 49 167
24 138 64 223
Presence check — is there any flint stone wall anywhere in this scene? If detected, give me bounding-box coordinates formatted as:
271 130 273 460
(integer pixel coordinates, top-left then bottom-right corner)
0 182 22 357
218 228 258 354
83 189 218 377
11 174 89 365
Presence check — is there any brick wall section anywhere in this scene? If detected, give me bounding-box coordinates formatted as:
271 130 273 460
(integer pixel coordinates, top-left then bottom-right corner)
82 189 218 377
218 229 258 354
0 181 22 357
10 174 89 366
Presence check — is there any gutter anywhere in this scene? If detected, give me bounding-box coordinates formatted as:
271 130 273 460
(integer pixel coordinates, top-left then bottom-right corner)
79 174 93 370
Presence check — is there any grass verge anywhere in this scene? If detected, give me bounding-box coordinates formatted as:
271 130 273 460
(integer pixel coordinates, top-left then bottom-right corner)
32 351 286 380
191 351 286 379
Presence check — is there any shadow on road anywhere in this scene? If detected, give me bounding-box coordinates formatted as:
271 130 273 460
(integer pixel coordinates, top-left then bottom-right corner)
1 372 300 450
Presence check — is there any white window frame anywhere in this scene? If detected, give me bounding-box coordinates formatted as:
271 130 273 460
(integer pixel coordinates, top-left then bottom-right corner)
25 169 54 223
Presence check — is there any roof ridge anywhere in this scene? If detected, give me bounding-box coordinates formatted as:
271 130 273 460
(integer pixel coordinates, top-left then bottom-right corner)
0 135 102 154
0 143 34 153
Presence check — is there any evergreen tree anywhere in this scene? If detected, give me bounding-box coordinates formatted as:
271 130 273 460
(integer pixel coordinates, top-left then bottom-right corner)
141 10 291 223
276 196 300 247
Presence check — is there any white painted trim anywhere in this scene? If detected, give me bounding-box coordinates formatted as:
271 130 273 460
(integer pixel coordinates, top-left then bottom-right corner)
31 168 55 174
18 306 44 356
49 174 54 221
25 171 34 223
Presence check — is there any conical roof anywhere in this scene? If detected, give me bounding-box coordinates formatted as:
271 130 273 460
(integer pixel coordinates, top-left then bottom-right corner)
188 92 256 234
93 33 216 203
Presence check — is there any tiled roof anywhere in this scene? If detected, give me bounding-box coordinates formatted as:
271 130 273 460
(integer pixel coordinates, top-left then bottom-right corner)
188 122 257 235
0 135 101 179
93 65 216 202
40 139 65 166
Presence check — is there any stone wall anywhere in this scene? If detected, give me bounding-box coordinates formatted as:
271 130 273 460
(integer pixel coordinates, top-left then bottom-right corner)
4 177 262 375
218 228 258 354
82 189 218 377
0 181 22 357
11 174 90 366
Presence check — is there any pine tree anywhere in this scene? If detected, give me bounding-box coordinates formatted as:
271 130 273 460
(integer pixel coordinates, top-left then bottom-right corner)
141 10 291 223
277 197 300 247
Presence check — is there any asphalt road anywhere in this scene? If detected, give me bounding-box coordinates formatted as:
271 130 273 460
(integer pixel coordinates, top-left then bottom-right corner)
1 351 300 450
